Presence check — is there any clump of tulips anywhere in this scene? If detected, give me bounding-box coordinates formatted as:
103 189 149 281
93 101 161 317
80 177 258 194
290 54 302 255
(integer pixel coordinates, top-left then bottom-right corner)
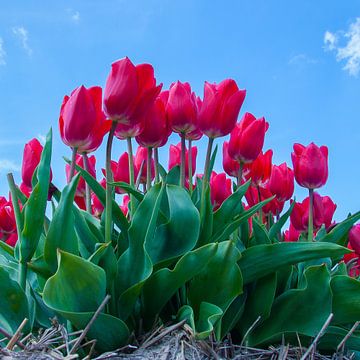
1 56 360 355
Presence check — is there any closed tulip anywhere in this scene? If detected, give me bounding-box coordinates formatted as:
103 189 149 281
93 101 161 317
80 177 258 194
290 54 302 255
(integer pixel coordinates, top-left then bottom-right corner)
228 112 268 163
322 196 337 228
223 141 240 178
284 224 301 242
168 143 197 177
92 179 106 217
268 163 294 201
134 146 155 184
209 172 232 210
349 224 360 254
104 57 162 126
245 150 273 186
291 143 328 189
59 86 110 153
198 79 246 138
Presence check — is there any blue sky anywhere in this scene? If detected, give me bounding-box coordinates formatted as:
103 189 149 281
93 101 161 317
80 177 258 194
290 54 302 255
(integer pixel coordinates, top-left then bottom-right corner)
0 0 359 221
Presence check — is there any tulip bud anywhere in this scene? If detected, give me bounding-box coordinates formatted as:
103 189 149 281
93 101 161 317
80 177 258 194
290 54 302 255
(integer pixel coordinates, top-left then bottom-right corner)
228 112 268 163
291 142 328 189
199 79 246 138
209 172 232 210
168 143 197 177
268 163 294 201
104 57 162 126
59 86 110 153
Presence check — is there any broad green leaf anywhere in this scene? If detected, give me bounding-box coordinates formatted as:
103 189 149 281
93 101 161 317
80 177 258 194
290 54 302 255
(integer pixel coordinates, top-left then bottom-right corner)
188 241 242 313
20 129 52 262
166 165 180 185
0 241 14 260
43 251 128 351
146 185 200 264
268 201 295 241
44 174 80 273
331 275 360 325
318 326 360 351
239 242 351 285
252 218 271 245
116 183 164 320
249 265 332 346
109 181 144 202
0 266 29 334
142 243 218 320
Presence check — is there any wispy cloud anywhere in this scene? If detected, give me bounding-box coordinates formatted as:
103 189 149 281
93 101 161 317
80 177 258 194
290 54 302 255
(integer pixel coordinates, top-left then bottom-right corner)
0 159 20 173
324 18 360 76
288 53 318 66
66 8 80 23
0 37 6 66
12 26 33 56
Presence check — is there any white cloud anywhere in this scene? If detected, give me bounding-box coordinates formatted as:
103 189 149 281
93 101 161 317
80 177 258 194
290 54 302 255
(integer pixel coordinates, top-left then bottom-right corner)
12 26 32 56
288 53 318 66
0 37 6 66
66 8 80 23
324 18 360 76
0 159 20 173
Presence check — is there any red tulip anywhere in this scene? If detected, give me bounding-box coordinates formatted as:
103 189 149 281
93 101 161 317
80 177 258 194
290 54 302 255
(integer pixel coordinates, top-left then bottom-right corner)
104 57 162 126
245 185 281 216
349 224 360 254
245 150 273 186
135 96 170 147
134 146 155 184
199 79 246 138
284 224 301 242
322 196 337 228
0 197 16 233
223 141 240 178
120 195 130 217
59 86 110 153
166 81 200 135
228 112 268 163
268 163 294 201
291 143 328 189
168 142 197 177
66 154 96 197
92 179 106 217
209 172 232 210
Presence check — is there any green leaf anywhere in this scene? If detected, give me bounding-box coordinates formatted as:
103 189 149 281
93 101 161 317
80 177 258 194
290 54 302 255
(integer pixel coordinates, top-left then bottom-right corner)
166 165 180 185
44 174 80 273
252 218 271 245
146 185 200 265
249 265 332 346
116 183 164 320
239 242 351 285
20 129 52 262
318 326 360 351
43 251 128 351
209 144 218 175
321 211 360 245
197 181 213 247
0 266 29 334
331 275 360 325
109 181 144 202
142 243 218 321
188 241 242 313
268 201 295 241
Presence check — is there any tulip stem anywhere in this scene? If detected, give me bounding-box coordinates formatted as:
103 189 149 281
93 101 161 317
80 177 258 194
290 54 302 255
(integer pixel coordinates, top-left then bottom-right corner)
180 133 186 188
105 122 117 244
237 162 243 188
147 147 153 191
257 185 263 223
82 153 92 214
127 137 135 218
69 147 78 181
200 137 214 220
308 188 314 242
188 139 193 193
154 148 160 183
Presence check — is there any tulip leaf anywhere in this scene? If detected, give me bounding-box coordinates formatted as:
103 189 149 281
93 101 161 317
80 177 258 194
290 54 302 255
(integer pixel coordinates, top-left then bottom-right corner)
197 181 214 247
209 144 218 176
146 185 200 265
44 174 80 273
249 265 332 346
318 326 360 351
188 241 242 313
0 266 29 334
20 129 52 262
331 275 360 325
142 243 218 321
268 201 295 241
43 250 128 351
252 218 271 245
109 181 144 202
239 242 351 285
116 183 164 320
166 165 180 185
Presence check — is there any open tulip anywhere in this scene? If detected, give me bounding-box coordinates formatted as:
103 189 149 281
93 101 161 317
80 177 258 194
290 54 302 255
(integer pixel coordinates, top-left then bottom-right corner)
228 112 268 164
291 143 328 189
209 172 232 210
268 163 294 201
59 86 110 153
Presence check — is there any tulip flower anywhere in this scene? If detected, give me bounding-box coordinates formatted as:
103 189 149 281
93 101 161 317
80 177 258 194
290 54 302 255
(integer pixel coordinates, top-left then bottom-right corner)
343 243 360 277
134 146 155 185
322 196 337 229
22 138 45 188
245 185 281 218
59 86 110 154
284 224 301 242
209 172 232 211
92 179 106 218
168 143 197 178
228 112 268 164
223 141 240 179
0 196 17 246
245 150 273 187
120 195 130 217
349 224 360 254
268 163 294 202
291 143 328 190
